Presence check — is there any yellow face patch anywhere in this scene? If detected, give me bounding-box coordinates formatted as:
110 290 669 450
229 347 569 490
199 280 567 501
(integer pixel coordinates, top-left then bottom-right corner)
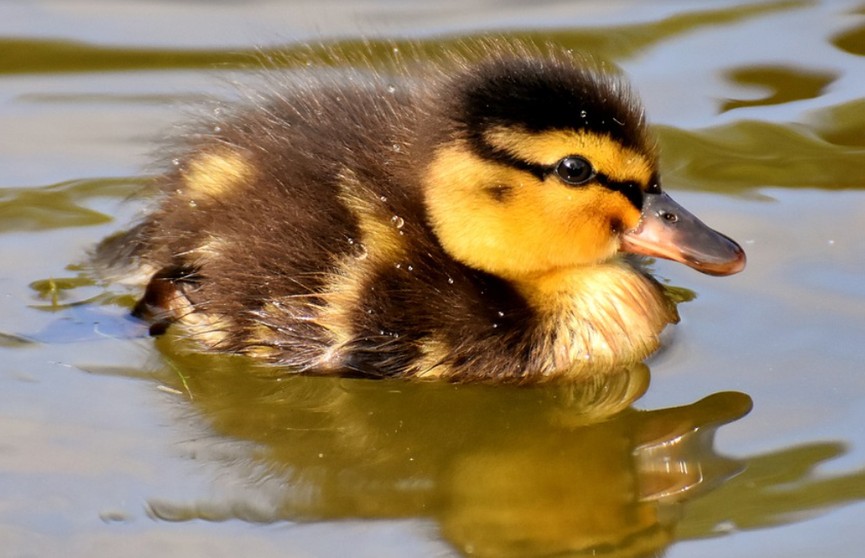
424 133 653 282
182 149 254 200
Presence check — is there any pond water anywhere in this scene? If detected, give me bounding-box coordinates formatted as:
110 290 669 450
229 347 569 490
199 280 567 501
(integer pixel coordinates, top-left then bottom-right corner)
2 1 865 557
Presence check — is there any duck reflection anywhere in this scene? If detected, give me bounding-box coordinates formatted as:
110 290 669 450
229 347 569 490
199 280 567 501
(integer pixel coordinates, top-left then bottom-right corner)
146 345 751 558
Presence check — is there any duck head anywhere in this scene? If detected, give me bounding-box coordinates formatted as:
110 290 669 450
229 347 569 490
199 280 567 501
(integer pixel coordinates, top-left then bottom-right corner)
422 45 745 281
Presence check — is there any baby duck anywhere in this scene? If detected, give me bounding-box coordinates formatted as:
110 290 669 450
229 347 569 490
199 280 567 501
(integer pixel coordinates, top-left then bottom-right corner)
105 41 745 383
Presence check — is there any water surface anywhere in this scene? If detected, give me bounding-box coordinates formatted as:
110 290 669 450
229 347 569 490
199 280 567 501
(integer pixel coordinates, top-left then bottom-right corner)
2 1 865 557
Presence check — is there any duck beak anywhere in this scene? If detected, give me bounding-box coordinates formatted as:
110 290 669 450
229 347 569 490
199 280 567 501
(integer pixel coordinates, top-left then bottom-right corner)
620 192 746 276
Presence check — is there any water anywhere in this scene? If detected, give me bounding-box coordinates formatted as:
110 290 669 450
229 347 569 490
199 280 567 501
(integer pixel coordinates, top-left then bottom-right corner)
2 1 865 556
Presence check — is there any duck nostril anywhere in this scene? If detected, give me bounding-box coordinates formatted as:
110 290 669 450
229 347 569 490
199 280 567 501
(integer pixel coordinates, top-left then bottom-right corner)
658 211 679 224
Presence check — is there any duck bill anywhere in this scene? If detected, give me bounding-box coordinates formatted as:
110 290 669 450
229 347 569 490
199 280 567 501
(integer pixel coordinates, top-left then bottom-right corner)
620 192 746 276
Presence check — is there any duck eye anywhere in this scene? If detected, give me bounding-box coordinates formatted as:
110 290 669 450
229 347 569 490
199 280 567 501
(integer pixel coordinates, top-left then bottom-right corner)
554 156 594 185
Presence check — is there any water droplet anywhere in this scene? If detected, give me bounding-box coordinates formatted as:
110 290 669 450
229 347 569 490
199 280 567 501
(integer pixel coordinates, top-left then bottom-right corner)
213 125 222 133
171 158 181 167
379 195 388 202
395 263 402 269
447 277 454 285
392 143 401 153
392 47 400 54
213 107 222 116
387 85 396 94
497 311 504 317
188 199 197 208
406 265 413 272
352 243 368 260
492 323 498 329
580 110 587 118
391 215 405 229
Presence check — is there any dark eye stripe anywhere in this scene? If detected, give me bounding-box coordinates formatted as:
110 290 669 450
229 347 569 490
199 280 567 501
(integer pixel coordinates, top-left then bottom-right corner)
470 135 547 180
470 136 646 209
646 174 662 194
595 175 644 210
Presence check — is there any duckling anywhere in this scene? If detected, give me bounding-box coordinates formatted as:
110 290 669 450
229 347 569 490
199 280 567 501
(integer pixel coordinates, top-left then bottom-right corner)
101 41 745 383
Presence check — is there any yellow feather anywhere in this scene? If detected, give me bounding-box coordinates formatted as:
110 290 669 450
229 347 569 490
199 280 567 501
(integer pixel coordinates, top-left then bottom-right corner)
182 149 254 201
